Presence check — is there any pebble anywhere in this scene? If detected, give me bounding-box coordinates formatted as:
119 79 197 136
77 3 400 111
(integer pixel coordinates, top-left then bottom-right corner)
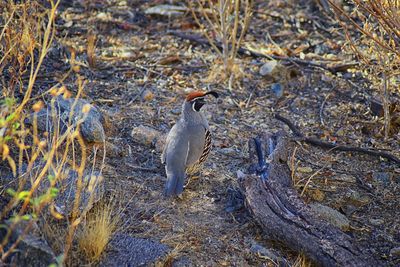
259 60 278 76
271 83 284 98
369 218 384 226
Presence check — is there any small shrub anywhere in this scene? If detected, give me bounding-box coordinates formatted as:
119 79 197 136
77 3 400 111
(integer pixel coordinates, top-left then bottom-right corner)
190 0 252 89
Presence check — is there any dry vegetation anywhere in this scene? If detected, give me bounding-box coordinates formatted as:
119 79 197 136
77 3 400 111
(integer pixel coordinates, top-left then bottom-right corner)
330 0 400 139
0 1 105 265
190 0 252 88
77 200 119 262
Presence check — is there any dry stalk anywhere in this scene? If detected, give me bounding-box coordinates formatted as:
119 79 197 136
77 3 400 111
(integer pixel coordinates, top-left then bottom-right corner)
328 0 400 139
190 0 252 87
0 1 106 264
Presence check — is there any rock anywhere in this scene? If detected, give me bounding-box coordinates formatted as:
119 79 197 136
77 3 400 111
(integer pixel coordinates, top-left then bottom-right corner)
390 247 400 257
369 218 384 226
271 83 284 98
155 134 166 153
55 169 105 216
144 5 187 16
6 220 56 267
248 240 283 263
131 125 161 146
26 96 105 143
100 233 169 266
36 168 105 217
372 171 392 186
259 60 278 76
309 203 350 231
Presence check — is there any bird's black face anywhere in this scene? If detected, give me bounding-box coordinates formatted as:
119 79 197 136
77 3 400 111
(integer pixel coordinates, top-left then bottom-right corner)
188 91 219 112
191 97 206 112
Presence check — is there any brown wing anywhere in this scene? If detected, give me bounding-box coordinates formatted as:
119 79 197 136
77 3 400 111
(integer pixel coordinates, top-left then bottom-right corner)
198 129 212 164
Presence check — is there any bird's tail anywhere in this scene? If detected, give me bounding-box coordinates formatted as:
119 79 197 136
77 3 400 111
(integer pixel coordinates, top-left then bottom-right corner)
164 173 185 197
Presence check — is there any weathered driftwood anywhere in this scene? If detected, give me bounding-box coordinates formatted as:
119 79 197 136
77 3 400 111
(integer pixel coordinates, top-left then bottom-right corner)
241 132 381 267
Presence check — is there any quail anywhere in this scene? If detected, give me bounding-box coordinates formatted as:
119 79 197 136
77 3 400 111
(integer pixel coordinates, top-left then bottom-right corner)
161 90 219 197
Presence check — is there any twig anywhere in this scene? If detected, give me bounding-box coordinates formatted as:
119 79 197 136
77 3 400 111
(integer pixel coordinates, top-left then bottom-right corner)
274 114 400 165
300 164 327 196
319 93 331 126
126 163 160 172
169 30 359 73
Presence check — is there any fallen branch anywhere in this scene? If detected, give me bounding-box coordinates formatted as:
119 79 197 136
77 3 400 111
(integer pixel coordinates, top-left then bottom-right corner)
241 133 382 266
274 114 400 165
169 30 359 73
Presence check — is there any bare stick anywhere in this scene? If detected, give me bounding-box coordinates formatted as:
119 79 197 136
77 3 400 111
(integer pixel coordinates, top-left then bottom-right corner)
274 114 400 165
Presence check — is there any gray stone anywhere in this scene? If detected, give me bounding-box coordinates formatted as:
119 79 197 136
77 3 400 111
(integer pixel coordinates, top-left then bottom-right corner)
54 169 105 216
271 83 283 98
6 221 56 267
259 60 278 76
390 247 400 256
309 203 350 231
26 96 105 143
144 5 187 16
369 218 385 226
249 239 283 263
35 168 105 217
100 233 170 266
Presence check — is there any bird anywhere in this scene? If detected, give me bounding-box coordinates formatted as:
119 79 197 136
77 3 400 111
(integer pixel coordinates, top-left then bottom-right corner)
161 90 219 197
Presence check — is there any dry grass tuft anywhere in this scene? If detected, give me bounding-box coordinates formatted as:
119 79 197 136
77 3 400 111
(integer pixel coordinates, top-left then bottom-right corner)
77 201 119 262
292 253 313 267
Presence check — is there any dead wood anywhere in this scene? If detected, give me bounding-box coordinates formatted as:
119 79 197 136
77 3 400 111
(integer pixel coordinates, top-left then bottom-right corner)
169 30 359 73
274 113 400 164
241 133 382 266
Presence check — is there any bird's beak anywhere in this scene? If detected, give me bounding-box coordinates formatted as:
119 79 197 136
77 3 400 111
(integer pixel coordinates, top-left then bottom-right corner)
204 91 219 99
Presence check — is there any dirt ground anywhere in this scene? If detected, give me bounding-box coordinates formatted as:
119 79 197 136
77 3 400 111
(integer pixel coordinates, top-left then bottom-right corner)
9 0 400 266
